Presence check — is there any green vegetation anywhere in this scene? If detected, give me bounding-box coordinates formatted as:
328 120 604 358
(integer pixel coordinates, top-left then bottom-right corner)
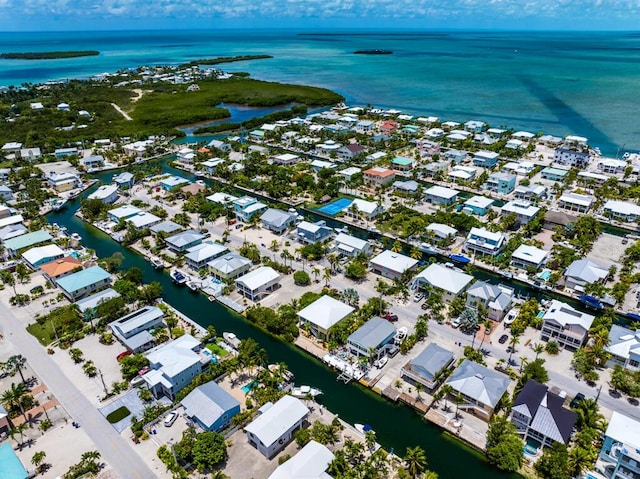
106 406 131 424
293 270 311 285
485 415 523 472
27 304 85 346
62 451 101 479
205 342 229 358
119 354 150 380
0 51 99 60
181 54 273 68
246 305 300 342
194 104 308 134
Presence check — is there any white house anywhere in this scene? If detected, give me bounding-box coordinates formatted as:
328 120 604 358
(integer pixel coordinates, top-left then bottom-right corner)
334 233 372 258
22 244 65 269
87 184 119 204
603 200 640 222
564 259 609 291
236 266 281 301
268 440 334 479
598 412 640 479
298 295 354 341
127 212 162 231
606 325 640 371
540 300 595 350
412 263 473 303
466 281 514 321
424 185 459 205
272 153 300 165
553 147 590 167
597 158 627 174
464 227 505 257
369 250 418 280
208 253 252 280
346 198 383 220
110 306 164 353
511 244 548 270
501 200 541 225
260 208 296 234
558 192 594 213
185 242 228 271
177 147 196 164
426 223 457 241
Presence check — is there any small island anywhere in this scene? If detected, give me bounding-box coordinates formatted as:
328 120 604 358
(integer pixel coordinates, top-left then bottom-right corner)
182 55 274 68
354 49 393 55
0 50 99 60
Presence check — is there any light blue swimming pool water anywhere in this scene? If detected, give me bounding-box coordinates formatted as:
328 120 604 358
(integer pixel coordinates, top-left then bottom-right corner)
539 270 552 281
241 381 258 393
69 251 80 259
0 443 28 479
317 198 353 216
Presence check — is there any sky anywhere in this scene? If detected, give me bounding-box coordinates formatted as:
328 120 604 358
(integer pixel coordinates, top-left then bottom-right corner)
1 0 640 31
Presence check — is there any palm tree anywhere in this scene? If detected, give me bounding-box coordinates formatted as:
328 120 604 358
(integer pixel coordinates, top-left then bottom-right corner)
1 382 30 423
269 239 280 252
327 253 338 273
210 472 230 479
574 398 606 431
568 446 592 477
31 451 46 473
507 334 521 365
365 430 376 453
478 318 493 350
532 342 545 360
5 355 27 384
391 241 403 253
454 392 465 419
323 268 332 287
440 384 453 411
404 446 428 478
312 266 321 283
0 270 16 295
410 246 422 260
10 422 28 446
420 471 439 479
415 383 424 403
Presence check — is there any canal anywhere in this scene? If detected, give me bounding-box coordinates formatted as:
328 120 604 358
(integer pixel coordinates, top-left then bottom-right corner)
47 163 520 479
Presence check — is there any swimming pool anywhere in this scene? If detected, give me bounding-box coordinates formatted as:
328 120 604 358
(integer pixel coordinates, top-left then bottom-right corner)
0 443 28 479
538 270 551 281
241 381 258 393
69 251 80 259
317 198 353 216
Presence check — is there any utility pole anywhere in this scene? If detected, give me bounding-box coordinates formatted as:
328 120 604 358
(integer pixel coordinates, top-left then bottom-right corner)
595 384 603 403
98 368 108 396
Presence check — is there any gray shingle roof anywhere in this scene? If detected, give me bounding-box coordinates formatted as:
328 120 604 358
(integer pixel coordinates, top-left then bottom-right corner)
446 359 510 408
181 381 240 430
408 343 454 382
347 316 396 350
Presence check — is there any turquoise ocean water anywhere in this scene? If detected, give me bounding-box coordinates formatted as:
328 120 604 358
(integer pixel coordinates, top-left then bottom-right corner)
1 29 639 155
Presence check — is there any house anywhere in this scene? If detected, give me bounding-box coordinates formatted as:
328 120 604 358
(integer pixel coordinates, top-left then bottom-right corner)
485 172 517 195
363 167 396 187
543 210 577 230
0 224 27 243
56 265 112 301
87 184 119 204
604 200 640 222
40 256 83 282
81 155 104 170
208 253 252 281
356 120 375 133
500 200 541 225
177 147 196 164
511 380 577 449
463 196 494 216
57 102 70 111
272 153 300 165
245 395 309 458
268 440 334 479
424 185 459 205
47 172 81 192
30 102 44 110
21 244 65 269
564 259 609 291
19 147 42 162
0 405 10 437
298 295 355 341
110 306 164 353
346 198 383 220
465 120 486 132
412 263 473 303
540 166 570 182
207 192 238 206
54 147 79 159
143 334 207 399
338 167 362 182
334 233 373 258
513 185 547 202
127 212 162 231
465 227 506 257
540 299 595 350
236 266 281 301
260 208 296 234
369 250 418 280
598 412 640 479
113 172 135 189
538 135 564 146
149 221 182 235
249 130 265 141
447 132 469 142
180 381 240 432
418 140 441 156
511 244 548 270
297 220 332 244
165 230 206 253
310 160 336 172
316 140 342 156
181 183 206 197
472 151 499 168
338 144 366 161
74 288 121 320
206 139 231 152
505 139 525 150
366 151 387 163
4 230 53 256
1 142 22 155
401 343 454 390
605 325 640 371
553 147 590 167
597 158 627 175
185 242 228 271
391 157 414 172
465 281 514 321
426 223 457 242
347 316 396 359
449 165 477 182
233 196 268 222
444 149 467 164
558 192 594 213
107 204 142 223
445 359 510 420
503 161 536 176
426 128 445 139
160 175 190 191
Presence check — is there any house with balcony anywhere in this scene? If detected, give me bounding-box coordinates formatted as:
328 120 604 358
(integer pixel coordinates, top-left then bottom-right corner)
88 184 119 204
47 172 81 192
463 196 494 216
540 300 595 351
236 266 281 301
56 265 112 301
127 212 162 231
449 165 477 183
185 242 228 271
160 175 190 191
268 440 334 479
208 253 252 281
513 185 547 202
485 172 517 195
181 381 240 432
511 244 548 270
271 153 300 165
465 281 514 321
606 325 640 372
260 208 296 234
108 204 142 223
424 185 459 206
113 172 134 189
369 250 418 280
444 149 467 164
338 144 366 161
423 161 449 177
177 147 196 164
233 196 268 222
564 258 609 291
165 230 206 253
578 171 608 186
40 256 82 282
598 412 640 479
412 263 473 303
558 192 594 213
4 229 52 256
296 220 332 244
553 146 590 167
501 200 541 225
597 158 627 175
464 227 505 257
540 167 570 182
391 157 414 172
346 198 383 220
401 343 454 390
604 200 640 223
111 306 164 353
472 151 499 168
347 316 396 360
334 233 373 258
298 295 354 341
363 167 396 187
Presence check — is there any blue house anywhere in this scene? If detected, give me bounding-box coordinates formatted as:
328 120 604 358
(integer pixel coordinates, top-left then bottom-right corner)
472 151 499 168
113 172 135 189
485 172 516 194
56 265 112 301
160 175 190 191
180 381 240 432
463 196 495 216
297 220 332 244
233 196 268 222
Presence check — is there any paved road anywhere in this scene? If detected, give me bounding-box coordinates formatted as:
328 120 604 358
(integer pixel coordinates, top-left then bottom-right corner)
0 301 157 479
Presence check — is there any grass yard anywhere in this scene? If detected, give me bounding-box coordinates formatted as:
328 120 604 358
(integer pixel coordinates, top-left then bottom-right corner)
26 322 56 346
106 406 131 424
206 342 229 358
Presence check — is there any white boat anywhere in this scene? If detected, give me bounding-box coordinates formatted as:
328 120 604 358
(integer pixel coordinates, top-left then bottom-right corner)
222 332 241 349
150 257 164 269
268 364 294 382
418 242 439 255
291 385 322 399
354 423 375 435
70 232 82 241
170 269 187 285
186 280 200 292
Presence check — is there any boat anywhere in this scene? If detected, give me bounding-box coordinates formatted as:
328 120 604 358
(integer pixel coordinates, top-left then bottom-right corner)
418 242 439 255
291 385 322 399
186 280 200 292
625 312 640 322
170 269 187 285
578 294 604 310
222 332 241 349
268 364 294 382
499 271 514 279
354 423 375 435
449 253 471 264
150 257 164 270
50 198 67 211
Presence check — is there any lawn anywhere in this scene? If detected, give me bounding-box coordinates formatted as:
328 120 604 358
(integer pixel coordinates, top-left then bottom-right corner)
206 342 229 358
106 406 131 424
26 322 56 346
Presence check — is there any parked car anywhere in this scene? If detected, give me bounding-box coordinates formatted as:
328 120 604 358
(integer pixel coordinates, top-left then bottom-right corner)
413 291 424 302
164 411 178 427
117 350 132 362
387 346 399 358
384 313 398 322
451 317 462 328
498 334 509 344
130 376 146 388
421 302 429 310
570 392 586 409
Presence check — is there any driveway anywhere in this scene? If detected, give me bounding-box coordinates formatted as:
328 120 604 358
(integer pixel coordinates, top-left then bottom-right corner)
99 390 148 433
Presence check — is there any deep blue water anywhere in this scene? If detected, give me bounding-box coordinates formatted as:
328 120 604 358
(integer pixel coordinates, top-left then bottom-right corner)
1 29 639 155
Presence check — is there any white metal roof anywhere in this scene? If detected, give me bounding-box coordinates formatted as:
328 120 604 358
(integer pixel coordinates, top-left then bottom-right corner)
335 233 369 252
298 295 355 330
268 440 333 479
370 250 418 274
414 263 473 295
236 266 280 291
606 412 640 450
425 185 459 199
245 395 309 448
512 244 548 265
543 300 595 331
604 200 640 216
22 244 64 265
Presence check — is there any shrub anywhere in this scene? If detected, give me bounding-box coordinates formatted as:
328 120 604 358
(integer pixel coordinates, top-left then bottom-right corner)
106 406 131 424
293 270 310 286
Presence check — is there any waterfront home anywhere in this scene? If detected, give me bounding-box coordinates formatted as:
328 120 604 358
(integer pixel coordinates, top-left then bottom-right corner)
298 295 355 341
245 395 310 459
249 129 265 141
417 139 440 156
272 153 300 165
165 230 206 253
160 175 190 191
208 253 252 281
500 200 541 225
123 140 152 157
564 258 609 291
605 325 640 372
422 161 449 177
366 151 387 163
19 147 41 162
346 198 383 220
540 300 595 351
338 166 362 182
47 171 81 192
180 183 206 197
356 120 375 133
236 266 281 301
577 171 608 186
369 250 418 280
540 166 570 182
485 172 516 195
113 172 134 189
401 343 454 390
447 131 470 142
87 184 119 204
463 196 494 216
0 214 25 232
0 224 27 243
201 158 225 175
424 185 459 206
511 244 548 270
22 244 64 269
110 305 164 353
445 359 510 421
347 316 396 360
207 139 231 152
511 379 577 450
363 167 396 187
334 233 372 258
393 180 419 195
391 157 414 172
316 140 342 157
543 210 577 230
81 155 104 170
4 230 52 256
553 146 590 168
149 221 182 235
472 150 499 168
53 147 79 159
513 184 547 202
603 200 640 222
444 149 467 164
56 265 112 301
338 144 366 161
207 192 238 206
558 192 594 213
1 142 21 155
597 157 627 174
177 147 196 164
426 223 457 242
465 281 513 321
180 381 240 432
426 128 445 139
268 440 334 479
0 405 9 437
297 220 332 244
465 120 486 133
40 256 82 282
74 288 120 320
310 159 336 171
598 412 640 479
441 121 460 130
412 263 473 303
248 145 270 156
505 139 525 150
127 212 162 231
538 134 564 146
503 161 536 176
143 334 207 399
185 242 228 271
260 208 296 234
449 165 477 183
464 227 505 257
107 204 141 223
379 120 399 133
